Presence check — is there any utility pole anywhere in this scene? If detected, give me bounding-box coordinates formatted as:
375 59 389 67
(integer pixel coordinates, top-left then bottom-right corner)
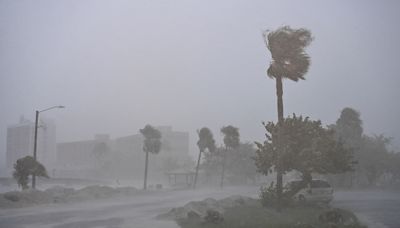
32 110 39 189
31 106 64 189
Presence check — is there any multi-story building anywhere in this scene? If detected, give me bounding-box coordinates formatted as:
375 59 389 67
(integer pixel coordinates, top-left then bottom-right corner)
6 116 56 174
56 134 111 173
56 126 190 179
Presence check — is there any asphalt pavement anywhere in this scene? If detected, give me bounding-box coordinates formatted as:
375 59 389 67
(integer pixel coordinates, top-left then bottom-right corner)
333 190 400 228
0 186 257 228
1 187 399 228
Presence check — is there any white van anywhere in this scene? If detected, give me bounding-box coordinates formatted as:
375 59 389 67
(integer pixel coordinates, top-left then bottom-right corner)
285 179 333 203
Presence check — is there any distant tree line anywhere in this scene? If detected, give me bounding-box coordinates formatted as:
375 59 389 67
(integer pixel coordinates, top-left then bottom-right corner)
327 107 400 188
195 126 258 187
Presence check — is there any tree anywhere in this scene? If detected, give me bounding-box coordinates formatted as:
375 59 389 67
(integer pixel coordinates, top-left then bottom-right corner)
262 25 313 208
194 127 216 189
359 135 391 186
254 114 353 198
220 125 240 188
331 108 400 188
330 107 363 187
202 146 223 182
385 151 400 186
225 142 258 184
140 124 162 190
334 107 363 149
202 143 258 185
13 156 49 190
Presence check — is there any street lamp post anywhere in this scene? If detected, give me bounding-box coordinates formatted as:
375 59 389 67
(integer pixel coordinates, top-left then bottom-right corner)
32 105 64 189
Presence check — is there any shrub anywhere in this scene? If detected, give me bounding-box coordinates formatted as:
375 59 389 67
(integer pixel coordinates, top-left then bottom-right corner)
203 209 224 224
259 182 293 207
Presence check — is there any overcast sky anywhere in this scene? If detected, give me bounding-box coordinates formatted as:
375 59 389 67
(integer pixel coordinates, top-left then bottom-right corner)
1 0 400 168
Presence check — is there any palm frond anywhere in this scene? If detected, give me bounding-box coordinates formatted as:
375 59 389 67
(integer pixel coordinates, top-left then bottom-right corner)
263 26 313 81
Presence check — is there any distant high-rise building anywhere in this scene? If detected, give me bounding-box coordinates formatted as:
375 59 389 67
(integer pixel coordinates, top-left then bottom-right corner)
6 116 57 173
57 134 111 172
56 126 190 179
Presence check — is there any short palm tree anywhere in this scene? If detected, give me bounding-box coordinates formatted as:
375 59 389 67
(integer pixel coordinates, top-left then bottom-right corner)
13 156 49 189
220 125 240 188
194 127 216 189
262 26 313 208
140 124 162 190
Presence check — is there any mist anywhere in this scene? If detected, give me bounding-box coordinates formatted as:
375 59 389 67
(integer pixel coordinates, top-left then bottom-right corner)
1 0 400 165
1 0 400 228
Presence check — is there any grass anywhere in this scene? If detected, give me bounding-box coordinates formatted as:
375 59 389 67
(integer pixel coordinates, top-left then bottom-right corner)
177 204 366 228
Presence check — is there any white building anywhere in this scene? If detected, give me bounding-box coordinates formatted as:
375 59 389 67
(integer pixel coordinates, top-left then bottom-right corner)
56 134 111 174
6 116 57 175
56 126 190 179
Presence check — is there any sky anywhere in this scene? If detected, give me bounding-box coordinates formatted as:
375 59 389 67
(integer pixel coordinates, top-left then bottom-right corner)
1 0 400 169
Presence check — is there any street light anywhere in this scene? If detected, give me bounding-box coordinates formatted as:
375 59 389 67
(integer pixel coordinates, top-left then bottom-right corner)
32 105 65 189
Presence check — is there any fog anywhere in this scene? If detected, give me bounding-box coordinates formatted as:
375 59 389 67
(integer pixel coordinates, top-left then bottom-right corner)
1 1 400 227
1 0 400 166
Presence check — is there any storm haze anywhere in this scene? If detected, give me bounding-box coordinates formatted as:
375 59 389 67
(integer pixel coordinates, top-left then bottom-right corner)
1 0 400 167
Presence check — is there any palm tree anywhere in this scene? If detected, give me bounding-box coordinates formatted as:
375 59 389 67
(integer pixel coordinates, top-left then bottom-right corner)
13 156 49 189
220 125 240 188
140 124 162 190
262 26 313 208
194 127 216 189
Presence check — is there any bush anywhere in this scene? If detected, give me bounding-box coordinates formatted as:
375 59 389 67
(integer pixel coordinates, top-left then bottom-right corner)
3 192 20 202
176 203 367 228
318 208 366 227
203 209 224 224
259 182 293 207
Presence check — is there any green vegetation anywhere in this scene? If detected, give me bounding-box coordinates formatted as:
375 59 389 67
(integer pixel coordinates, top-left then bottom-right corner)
194 127 216 189
177 204 366 228
220 125 240 188
259 182 293 208
202 141 258 185
262 25 313 208
13 156 49 190
254 114 353 196
140 124 162 190
329 107 400 188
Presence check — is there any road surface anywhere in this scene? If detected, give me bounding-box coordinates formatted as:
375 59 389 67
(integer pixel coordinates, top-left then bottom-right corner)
333 190 400 228
1 187 400 228
0 186 257 228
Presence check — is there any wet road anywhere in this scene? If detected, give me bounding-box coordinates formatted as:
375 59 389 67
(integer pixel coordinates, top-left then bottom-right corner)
333 190 400 228
0 186 257 228
1 187 399 228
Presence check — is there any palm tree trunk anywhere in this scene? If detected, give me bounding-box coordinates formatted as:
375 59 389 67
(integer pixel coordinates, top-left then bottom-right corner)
276 76 284 211
143 151 149 190
193 150 202 189
220 147 227 188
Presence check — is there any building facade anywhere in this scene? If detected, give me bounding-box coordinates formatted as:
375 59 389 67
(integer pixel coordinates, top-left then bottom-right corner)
56 134 111 175
6 116 56 174
56 126 190 179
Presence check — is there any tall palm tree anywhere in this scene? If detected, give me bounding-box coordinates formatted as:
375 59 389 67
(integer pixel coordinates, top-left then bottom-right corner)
140 124 162 190
194 127 216 189
262 26 313 208
220 125 240 188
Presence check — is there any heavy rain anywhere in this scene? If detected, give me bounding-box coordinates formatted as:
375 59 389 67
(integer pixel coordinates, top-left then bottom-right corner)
1 1 400 228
